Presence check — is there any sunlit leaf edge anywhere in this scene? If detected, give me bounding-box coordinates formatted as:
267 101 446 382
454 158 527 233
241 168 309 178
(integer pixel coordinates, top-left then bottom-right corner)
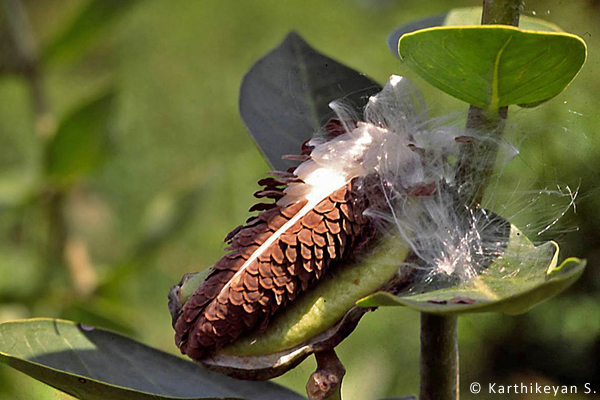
356 255 586 315
387 6 563 58
0 318 293 400
398 25 587 109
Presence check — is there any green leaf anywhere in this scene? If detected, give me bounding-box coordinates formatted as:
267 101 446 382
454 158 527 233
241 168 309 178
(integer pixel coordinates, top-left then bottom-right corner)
387 6 562 57
42 0 141 64
0 319 304 400
398 26 587 109
240 31 380 171
357 225 586 315
45 92 114 186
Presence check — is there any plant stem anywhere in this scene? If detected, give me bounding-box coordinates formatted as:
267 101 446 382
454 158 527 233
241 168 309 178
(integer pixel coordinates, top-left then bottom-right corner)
420 2 522 400
456 0 521 205
307 350 345 400
420 313 459 400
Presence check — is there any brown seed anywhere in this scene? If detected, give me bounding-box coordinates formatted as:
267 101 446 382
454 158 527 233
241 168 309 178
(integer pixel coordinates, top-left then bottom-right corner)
259 275 274 289
243 290 262 303
327 245 337 259
216 270 235 284
271 263 286 277
271 243 285 264
216 288 229 304
300 243 312 260
314 198 335 214
258 208 279 222
274 292 284 305
205 306 219 322
314 246 324 260
325 219 341 235
267 213 288 230
325 207 340 221
302 210 322 229
224 225 243 243
298 229 314 246
253 231 272 244
312 231 326 247
274 275 290 287
242 301 259 313
224 251 243 260
285 279 297 294
240 244 259 259
281 200 307 218
282 231 297 244
340 202 354 221
258 261 273 277
230 274 244 291
288 219 303 234
249 202 277 212
243 273 259 291
229 290 244 306
330 187 349 203
258 293 271 306
246 262 259 275
236 235 255 247
215 303 228 319
342 218 353 235
204 283 221 299
285 246 297 263
288 259 301 276
314 220 328 234
257 177 285 187
303 257 314 272
315 258 324 271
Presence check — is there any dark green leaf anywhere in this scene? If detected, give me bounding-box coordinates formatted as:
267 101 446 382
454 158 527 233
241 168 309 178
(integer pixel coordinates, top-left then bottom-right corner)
239 31 380 171
42 0 141 63
387 7 562 58
45 92 114 185
398 26 586 109
0 319 305 400
357 225 586 315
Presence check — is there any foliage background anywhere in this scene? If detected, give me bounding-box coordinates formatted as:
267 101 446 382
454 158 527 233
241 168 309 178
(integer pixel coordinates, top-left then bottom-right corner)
0 0 598 399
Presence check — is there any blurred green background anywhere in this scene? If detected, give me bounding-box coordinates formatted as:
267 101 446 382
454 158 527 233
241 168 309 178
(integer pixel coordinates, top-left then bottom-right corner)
0 0 599 399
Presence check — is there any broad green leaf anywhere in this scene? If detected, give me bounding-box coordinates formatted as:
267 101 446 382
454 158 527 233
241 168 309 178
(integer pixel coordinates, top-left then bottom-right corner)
42 0 142 64
357 225 586 315
387 7 562 57
398 26 586 109
0 319 304 400
240 31 380 171
45 92 114 185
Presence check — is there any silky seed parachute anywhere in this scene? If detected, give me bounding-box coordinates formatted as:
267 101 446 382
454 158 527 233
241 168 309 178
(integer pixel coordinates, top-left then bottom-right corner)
170 75 575 362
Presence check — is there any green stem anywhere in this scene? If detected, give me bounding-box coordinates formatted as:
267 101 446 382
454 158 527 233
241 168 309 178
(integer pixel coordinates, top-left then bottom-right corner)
456 0 521 206
420 2 522 400
420 313 459 400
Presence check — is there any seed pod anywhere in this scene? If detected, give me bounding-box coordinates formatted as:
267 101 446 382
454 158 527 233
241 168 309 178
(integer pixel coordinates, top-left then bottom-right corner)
170 75 431 378
169 232 412 380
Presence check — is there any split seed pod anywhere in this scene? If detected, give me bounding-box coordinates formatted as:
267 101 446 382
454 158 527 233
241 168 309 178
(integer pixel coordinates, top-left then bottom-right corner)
170 76 452 379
